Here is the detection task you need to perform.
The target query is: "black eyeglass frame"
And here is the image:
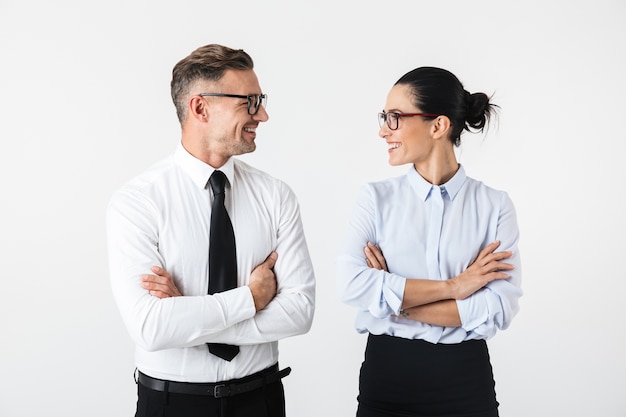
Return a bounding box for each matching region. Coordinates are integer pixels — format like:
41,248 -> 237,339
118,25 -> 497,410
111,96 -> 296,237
378,111 -> 439,130
199,93 -> 268,115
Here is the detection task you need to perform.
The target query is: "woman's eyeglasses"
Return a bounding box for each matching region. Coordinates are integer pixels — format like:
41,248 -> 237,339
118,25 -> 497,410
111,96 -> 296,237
378,111 -> 438,130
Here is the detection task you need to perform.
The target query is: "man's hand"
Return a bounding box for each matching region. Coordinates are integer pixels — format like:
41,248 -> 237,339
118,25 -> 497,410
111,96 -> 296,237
249,251 -> 278,311
141,266 -> 182,298
448,240 -> 514,300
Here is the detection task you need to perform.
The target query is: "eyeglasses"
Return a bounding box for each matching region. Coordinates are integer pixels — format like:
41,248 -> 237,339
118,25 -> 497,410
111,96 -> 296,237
378,111 -> 438,130
199,93 -> 268,115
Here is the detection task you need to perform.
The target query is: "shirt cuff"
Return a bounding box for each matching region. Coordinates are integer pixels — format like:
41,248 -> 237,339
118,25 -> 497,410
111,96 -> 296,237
214,286 -> 257,326
456,288 -> 488,331
377,273 -> 405,317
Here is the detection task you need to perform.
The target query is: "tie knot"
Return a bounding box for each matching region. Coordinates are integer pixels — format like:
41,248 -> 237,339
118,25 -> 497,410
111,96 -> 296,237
209,170 -> 227,196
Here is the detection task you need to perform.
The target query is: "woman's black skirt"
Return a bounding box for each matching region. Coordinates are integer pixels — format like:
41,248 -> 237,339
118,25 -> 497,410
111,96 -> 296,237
357,333 -> 499,417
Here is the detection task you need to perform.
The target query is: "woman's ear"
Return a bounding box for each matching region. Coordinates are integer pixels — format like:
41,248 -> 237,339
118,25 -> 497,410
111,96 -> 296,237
431,115 -> 451,140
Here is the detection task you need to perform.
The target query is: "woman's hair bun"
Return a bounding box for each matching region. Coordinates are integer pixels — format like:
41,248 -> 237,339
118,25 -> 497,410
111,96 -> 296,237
465,91 -> 496,132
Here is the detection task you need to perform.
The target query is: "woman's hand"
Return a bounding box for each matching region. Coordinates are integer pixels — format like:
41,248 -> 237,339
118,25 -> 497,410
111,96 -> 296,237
141,266 -> 182,298
448,241 -> 514,300
364,242 -> 388,272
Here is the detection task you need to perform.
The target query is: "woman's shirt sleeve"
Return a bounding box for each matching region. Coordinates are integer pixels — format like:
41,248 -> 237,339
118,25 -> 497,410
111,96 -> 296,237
456,191 -> 523,338
336,184 -> 406,318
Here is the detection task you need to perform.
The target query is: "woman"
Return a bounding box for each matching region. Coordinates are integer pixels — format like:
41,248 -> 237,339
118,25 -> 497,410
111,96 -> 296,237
336,67 -> 523,417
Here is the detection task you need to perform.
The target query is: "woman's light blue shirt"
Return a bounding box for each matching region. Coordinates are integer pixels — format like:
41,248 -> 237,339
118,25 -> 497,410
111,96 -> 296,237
337,165 -> 523,343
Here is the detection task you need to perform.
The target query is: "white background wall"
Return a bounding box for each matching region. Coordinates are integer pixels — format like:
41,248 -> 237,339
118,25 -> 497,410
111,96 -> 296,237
1,1 -> 625,416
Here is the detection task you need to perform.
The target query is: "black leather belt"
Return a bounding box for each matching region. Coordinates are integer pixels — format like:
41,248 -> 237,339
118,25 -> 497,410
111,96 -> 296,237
137,364 -> 291,398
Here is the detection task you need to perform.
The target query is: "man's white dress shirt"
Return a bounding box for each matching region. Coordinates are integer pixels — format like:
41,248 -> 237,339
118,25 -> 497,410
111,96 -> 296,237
107,144 -> 315,382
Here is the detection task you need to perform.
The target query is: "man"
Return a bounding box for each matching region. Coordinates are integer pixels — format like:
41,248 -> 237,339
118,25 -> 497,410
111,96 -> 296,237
106,44 -> 316,417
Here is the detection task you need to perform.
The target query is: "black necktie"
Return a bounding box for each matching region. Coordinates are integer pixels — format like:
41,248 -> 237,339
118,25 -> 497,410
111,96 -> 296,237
207,170 -> 240,361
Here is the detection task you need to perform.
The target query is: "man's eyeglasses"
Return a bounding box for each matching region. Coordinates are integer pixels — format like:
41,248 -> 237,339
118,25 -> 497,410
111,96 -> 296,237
199,93 -> 268,115
378,111 -> 438,130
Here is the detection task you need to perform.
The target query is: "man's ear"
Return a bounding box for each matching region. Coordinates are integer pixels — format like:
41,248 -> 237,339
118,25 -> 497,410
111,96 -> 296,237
189,95 -> 208,122
431,115 -> 451,140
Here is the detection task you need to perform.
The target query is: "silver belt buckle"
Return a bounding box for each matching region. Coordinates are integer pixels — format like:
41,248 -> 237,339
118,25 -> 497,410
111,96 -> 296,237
213,383 -> 231,398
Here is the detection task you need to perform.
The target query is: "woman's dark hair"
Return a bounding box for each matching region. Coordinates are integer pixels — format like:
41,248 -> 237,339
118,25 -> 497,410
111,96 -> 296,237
396,67 -> 498,146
